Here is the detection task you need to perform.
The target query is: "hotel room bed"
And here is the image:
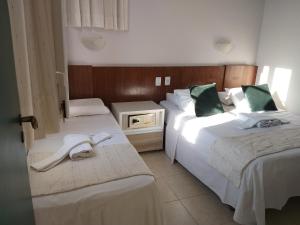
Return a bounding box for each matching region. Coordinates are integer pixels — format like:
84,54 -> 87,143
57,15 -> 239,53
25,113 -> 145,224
29,113 -> 163,225
160,100 -> 300,225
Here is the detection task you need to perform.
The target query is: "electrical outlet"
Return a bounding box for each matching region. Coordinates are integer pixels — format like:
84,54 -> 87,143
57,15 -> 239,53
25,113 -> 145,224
155,77 -> 161,86
165,76 -> 171,86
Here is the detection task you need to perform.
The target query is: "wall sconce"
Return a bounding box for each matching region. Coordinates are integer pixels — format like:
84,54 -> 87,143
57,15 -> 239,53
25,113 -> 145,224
214,39 -> 234,54
80,35 -> 106,51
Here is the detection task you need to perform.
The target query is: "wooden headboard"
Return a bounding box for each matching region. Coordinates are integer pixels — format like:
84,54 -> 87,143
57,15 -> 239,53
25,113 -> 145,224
68,65 -> 257,106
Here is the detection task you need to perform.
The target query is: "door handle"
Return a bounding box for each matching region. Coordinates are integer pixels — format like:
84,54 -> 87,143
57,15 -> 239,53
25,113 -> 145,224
19,115 -> 38,129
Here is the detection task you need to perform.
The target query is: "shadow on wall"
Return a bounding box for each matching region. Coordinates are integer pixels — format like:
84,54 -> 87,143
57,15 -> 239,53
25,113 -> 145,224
256,65 -> 293,111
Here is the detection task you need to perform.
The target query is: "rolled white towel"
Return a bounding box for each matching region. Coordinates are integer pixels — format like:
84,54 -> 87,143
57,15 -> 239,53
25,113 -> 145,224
31,134 -> 90,172
69,143 -> 94,160
90,132 -> 112,145
69,132 -> 112,160
31,132 -> 112,172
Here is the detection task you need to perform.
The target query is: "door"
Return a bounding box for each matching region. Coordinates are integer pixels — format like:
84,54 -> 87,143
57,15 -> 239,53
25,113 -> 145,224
0,1 -> 35,225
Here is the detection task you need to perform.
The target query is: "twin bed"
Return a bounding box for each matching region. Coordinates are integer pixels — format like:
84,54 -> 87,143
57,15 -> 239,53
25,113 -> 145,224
29,113 -> 163,225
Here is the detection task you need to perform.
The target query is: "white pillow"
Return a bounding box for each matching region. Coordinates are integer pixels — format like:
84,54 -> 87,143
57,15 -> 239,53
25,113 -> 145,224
69,98 -> 110,117
166,93 -> 179,107
174,89 -> 190,96
218,92 -> 233,106
225,88 -> 251,112
173,89 -> 195,115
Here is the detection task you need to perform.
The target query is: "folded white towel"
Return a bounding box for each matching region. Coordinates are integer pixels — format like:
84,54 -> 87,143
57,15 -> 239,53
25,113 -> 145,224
69,143 -> 94,160
31,134 -> 90,172
90,132 -> 112,145
31,132 -> 113,172
68,132 -> 111,160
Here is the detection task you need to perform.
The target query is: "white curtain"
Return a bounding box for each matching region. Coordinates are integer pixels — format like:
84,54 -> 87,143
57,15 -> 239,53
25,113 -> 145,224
66,0 -> 128,31
8,0 -> 62,149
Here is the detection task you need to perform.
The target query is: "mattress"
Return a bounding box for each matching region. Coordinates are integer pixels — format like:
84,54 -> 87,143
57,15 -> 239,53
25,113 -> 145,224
29,113 -> 163,225
160,100 -> 300,225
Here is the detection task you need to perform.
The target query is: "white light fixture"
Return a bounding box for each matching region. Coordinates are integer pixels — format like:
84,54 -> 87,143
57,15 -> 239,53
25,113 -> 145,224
214,39 -> 234,54
80,35 -> 106,51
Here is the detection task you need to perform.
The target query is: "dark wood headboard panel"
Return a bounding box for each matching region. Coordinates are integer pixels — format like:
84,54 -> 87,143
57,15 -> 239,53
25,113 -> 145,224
223,65 -> 258,89
68,65 -> 257,106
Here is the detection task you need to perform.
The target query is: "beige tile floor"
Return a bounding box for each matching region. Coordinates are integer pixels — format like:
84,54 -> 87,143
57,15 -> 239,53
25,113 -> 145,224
140,150 -> 300,225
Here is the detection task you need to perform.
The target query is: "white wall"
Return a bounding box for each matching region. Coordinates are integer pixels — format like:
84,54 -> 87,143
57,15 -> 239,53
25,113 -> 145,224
256,0 -> 300,113
67,0 -> 264,66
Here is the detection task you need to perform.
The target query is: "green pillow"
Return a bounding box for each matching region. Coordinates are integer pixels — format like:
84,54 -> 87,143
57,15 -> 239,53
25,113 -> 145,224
190,83 -> 224,117
242,84 -> 277,112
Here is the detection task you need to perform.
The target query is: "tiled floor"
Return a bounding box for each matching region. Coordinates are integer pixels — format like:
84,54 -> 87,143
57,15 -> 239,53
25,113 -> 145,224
140,150 -> 300,225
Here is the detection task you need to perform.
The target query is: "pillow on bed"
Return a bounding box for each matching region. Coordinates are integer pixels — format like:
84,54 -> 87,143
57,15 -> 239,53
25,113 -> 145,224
218,91 -> 233,106
190,83 -> 224,117
226,87 -> 251,112
242,84 -> 277,112
69,98 -> 110,117
166,93 -> 179,107
173,89 -> 195,115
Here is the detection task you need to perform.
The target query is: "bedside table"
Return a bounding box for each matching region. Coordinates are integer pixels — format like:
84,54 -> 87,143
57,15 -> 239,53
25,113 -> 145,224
111,101 -> 165,152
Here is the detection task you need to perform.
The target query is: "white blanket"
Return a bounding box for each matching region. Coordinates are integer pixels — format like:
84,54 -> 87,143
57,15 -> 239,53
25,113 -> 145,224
210,126 -> 300,187
28,143 -> 153,197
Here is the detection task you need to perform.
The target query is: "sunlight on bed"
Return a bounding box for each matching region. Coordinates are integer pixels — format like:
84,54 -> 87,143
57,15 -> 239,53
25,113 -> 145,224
173,112 -> 191,130
181,114 -> 234,144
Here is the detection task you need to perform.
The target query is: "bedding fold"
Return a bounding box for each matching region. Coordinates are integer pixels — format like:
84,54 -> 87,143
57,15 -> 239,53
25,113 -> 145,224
210,126 -> 300,187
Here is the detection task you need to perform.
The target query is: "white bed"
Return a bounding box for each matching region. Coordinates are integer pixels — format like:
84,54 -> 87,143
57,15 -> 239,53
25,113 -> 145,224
29,113 -> 163,225
160,100 -> 300,225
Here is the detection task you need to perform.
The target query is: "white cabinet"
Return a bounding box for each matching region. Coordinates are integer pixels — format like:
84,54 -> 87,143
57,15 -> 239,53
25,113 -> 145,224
112,101 -> 165,152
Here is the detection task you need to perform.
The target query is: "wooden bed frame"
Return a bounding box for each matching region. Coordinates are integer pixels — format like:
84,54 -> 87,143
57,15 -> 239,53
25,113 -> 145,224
68,65 -> 257,107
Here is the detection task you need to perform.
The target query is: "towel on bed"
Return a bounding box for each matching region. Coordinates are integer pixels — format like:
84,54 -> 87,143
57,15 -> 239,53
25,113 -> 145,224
69,132 -> 112,160
69,143 -> 94,160
28,143 -> 154,197
31,134 -> 91,172
31,132 -> 112,171
90,132 -> 112,145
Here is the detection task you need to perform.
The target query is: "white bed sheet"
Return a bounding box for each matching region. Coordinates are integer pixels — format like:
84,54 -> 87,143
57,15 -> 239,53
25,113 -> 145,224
30,113 -> 163,225
160,100 -> 300,225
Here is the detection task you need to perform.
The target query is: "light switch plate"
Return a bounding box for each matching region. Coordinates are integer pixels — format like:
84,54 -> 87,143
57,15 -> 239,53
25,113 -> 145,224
155,77 -> 161,86
165,76 -> 171,86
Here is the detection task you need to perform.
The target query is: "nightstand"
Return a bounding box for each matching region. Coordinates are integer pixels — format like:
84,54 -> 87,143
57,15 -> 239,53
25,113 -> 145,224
111,101 -> 165,152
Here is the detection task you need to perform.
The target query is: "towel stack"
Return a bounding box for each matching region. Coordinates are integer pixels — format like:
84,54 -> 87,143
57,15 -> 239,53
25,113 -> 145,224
31,132 -> 112,172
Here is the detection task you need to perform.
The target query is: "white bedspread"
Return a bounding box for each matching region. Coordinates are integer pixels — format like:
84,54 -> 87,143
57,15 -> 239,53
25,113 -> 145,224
30,113 -> 163,225
211,126 -> 300,188
160,100 -> 300,225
